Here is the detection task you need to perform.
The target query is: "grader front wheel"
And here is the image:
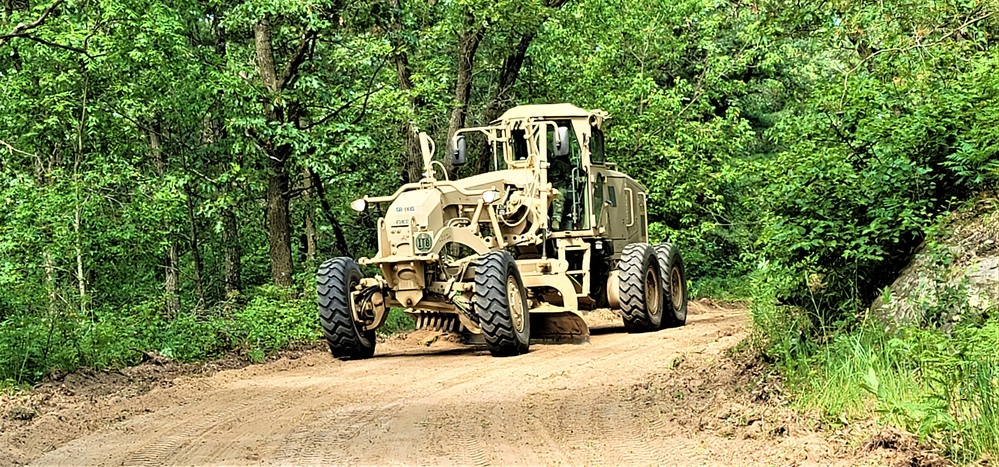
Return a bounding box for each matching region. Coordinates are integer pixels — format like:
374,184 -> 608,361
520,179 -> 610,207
474,251 -> 531,357
317,257 -> 376,360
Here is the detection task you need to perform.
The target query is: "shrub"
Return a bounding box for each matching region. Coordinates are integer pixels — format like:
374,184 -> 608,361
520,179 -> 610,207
233,285 -> 319,354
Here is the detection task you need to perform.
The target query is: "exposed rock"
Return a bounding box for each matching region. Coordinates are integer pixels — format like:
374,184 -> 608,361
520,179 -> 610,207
871,194 -> 999,328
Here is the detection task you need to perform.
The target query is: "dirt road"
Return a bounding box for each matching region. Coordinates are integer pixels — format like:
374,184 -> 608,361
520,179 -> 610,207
4,302 -> 920,466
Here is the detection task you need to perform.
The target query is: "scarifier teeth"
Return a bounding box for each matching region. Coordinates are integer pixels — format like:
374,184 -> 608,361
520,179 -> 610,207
416,312 -> 460,332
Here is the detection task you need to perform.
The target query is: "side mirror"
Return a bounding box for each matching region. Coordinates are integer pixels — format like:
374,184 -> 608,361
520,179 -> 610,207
450,135 -> 467,167
553,126 -> 570,157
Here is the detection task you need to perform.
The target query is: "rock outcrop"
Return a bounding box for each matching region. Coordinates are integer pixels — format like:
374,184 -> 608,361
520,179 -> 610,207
871,195 -> 999,328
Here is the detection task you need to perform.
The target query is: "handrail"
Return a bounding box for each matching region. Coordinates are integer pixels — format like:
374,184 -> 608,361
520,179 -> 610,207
364,180 -> 493,205
624,187 -> 635,227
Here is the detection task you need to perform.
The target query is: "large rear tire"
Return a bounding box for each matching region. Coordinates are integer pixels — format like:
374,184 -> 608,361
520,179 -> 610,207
618,243 -> 664,333
317,258 -> 375,360
474,251 -> 530,357
655,243 -> 688,328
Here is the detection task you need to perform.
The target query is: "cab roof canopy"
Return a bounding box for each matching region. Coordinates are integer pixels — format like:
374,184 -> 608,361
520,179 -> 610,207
494,103 -> 594,122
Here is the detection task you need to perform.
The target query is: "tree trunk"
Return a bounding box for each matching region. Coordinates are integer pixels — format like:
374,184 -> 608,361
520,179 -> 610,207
445,19 -> 485,176
184,183 -> 205,302
255,18 -> 295,287
166,243 -> 179,317
485,33 -> 534,122
254,20 -> 280,95
267,162 -> 294,286
149,122 -> 180,315
311,170 -> 352,258
43,251 -> 57,316
74,83 -> 87,314
302,168 -> 317,261
478,33 -> 535,174
387,2 -> 428,184
222,207 -> 242,297
393,51 -> 426,183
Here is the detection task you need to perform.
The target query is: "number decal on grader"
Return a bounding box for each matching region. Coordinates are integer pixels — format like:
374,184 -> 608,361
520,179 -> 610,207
415,233 -> 433,253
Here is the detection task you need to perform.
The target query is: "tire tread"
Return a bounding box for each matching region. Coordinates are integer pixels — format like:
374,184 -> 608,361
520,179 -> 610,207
317,257 -> 375,360
654,243 -> 688,328
618,243 -> 661,333
474,251 -> 529,357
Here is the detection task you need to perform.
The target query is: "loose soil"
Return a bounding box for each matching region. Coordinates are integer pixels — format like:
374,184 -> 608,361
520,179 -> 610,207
1,301 -> 941,466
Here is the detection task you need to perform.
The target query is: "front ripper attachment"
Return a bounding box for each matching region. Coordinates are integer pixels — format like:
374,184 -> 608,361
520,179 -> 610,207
415,312 -> 462,333
529,312 -> 590,344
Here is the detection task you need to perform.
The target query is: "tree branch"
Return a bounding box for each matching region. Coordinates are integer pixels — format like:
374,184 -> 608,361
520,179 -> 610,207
0,0 -> 63,47
278,29 -> 317,91
299,53 -> 385,132
839,10 -> 996,106
18,33 -> 97,58
0,138 -> 38,158
350,56 -> 388,126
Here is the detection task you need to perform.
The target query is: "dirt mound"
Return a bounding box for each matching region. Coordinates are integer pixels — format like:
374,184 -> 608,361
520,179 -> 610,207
629,349 -> 950,466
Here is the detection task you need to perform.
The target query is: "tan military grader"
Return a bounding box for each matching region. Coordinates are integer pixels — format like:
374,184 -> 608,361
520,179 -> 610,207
317,104 -> 688,359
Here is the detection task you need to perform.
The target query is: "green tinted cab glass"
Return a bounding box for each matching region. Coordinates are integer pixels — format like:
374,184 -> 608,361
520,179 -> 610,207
590,127 -> 605,164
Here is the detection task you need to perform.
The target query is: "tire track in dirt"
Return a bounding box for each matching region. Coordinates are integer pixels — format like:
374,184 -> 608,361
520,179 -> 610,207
29,303 -> 757,466
509,317 -> 746,466
120,414 -> 230,467
359,324 -> 698,465
40,385 -> 302,466
270,402 -> 403,466
458,429 -> 491,467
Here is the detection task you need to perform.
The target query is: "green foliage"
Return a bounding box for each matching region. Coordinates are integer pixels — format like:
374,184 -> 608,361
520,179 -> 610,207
746,0 -> 999,327
751,191 -> 999,462
689,275 -> 752,302
531,0 -> 783,280
761,315 -> 999,463
234,286 -> 319,354
0,285 -> 321,384
378,308 -> 416,336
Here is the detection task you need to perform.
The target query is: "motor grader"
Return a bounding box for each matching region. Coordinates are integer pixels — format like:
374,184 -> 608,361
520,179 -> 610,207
317,103 -> 687,359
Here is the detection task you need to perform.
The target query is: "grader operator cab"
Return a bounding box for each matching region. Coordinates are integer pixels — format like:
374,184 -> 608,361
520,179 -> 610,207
317,103 -> 688,359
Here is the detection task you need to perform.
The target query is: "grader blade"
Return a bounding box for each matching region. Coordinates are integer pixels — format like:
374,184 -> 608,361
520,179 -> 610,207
530,312 -> 590,344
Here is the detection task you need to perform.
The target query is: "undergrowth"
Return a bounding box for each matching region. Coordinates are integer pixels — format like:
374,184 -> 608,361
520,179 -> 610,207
0,284 -> 420,388
0,284 -> 318,386
379,308 -> 416,336
690,275 -> 752,302
752,290 -> 999,463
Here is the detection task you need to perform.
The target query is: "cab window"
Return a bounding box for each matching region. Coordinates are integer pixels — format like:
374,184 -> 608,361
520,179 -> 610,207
589,127 -> 605,164
547,121 -> 588,231
511,129 -> 529,161
491,129 -> 506,171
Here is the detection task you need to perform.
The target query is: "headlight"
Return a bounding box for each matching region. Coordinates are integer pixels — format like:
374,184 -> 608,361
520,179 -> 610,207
350,198 -> 367,212
481,190 -> 499,204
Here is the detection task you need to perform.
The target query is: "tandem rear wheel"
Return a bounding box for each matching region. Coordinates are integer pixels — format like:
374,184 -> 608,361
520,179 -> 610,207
618,242 -> 688,332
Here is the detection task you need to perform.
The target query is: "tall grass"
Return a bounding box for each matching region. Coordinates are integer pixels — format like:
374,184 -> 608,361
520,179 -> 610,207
752,295 -> 999,463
